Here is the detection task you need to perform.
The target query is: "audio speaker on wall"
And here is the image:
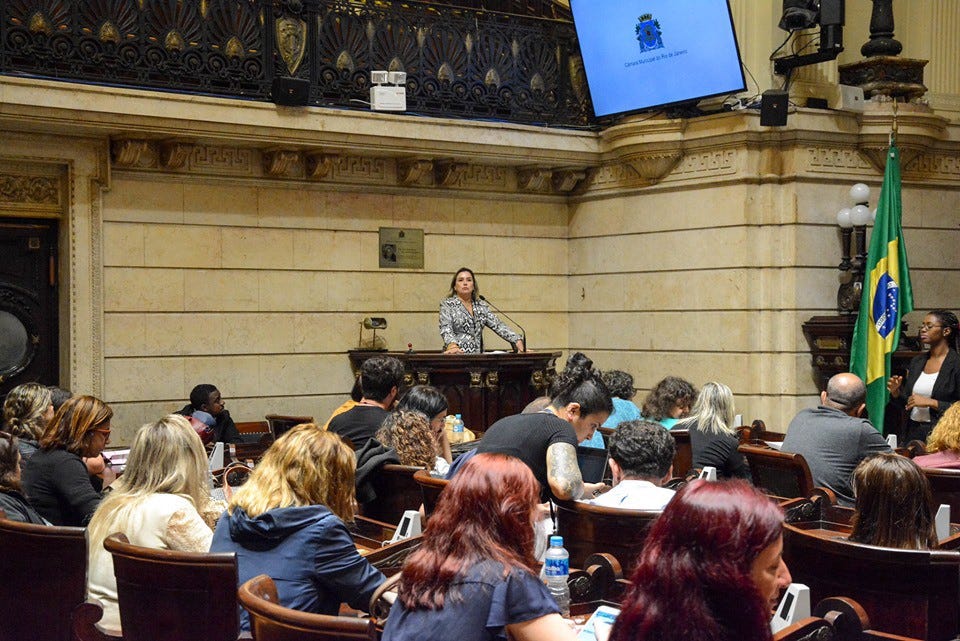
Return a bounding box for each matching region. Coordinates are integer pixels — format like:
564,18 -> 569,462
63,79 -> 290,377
272,77 -> 310,107
760,89 -> 789,127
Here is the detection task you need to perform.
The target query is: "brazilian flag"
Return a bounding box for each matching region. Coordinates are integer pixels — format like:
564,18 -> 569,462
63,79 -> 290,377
850,144 -> 913,431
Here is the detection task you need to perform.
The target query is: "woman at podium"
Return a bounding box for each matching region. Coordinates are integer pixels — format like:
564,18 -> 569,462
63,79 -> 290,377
439,267 -> 523,354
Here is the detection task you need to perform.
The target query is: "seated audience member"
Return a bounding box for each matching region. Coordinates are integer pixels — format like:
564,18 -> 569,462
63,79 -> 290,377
328,355 -> 405,450
2,382 -> 53,461
848,453 -> 937,550
780,373 -> 891,507
176,383 -> 239,444
377,410 -> 442,473
675,382 -> 749,480
914,403 -> 960,469
21,395 -> 115,526
382,453 -> 577,641
322,377 -> 364,430
609,480 -> 791,641
86,415 -> 221,635
48,386 -> 73,411
581,370 -> 641,448
41,385 -> 108,480
640,376 -> 698,430
397,385 -> 453,472
0,432 -> 46,524
587,421 -> 676,510
210,425 -> 384,632
477,352 -> 612,502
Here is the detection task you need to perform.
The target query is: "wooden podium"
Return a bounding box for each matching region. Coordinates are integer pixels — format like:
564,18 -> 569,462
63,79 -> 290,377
348,351 -> 561,433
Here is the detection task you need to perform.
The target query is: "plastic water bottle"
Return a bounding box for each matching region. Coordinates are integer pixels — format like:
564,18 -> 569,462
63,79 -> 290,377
453,414 -> 465,442
543,535 -> 570,617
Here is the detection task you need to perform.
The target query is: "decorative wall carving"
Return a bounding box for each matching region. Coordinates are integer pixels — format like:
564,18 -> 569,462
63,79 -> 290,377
671,149 -> 737,177
190,146 -> 256,175
397,159 -> 434,186
908,152 -> 960,180
805,147 -> 874,173
0,174 -> 60,206
517,167 -> 552,192
262,149 -> 302,177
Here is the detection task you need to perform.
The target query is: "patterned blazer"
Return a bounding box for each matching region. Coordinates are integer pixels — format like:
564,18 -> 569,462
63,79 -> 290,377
438,297 -> 520,353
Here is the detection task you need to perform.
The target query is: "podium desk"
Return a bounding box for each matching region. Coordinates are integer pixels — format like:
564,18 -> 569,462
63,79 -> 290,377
348,350 -> 560,434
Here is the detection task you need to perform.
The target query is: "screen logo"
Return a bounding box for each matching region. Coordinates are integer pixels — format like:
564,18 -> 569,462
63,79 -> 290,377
635,13 -> 663,53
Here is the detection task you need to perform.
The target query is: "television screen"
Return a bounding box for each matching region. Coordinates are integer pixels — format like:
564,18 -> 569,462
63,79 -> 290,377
569,0 -> 746,118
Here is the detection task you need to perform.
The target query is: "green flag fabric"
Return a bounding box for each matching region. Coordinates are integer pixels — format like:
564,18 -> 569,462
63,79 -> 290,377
850,144 -> 914,432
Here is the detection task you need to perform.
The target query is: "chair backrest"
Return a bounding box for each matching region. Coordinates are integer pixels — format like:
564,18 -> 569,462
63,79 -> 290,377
922,467 -> 960,515
413,469 -> 448,521
239,574 -> 377,641
0,511 -> 87,641
669,429 -> 692,476
360,464 -> 424,525
738,444 -> 814,499
235,420 -> 271,436
782,520 -> 960,641
104,533 -> 239,641
265,414 -> 314,440
554,499 -> 661,571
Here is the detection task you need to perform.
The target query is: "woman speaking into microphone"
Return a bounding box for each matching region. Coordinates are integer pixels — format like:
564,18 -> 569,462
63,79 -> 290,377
439,267 -> 524,354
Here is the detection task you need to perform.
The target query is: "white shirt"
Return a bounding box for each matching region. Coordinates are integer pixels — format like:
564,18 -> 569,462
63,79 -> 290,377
87,494 -> 215,634
585,479 -> 675,511
911,371 -> 939,423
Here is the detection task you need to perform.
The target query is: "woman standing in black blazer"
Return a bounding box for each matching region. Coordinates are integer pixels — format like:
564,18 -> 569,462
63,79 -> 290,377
888,310 -> 960,443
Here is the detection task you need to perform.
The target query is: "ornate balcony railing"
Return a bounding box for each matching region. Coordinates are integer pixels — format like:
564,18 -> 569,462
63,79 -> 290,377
0,0 -> 593,127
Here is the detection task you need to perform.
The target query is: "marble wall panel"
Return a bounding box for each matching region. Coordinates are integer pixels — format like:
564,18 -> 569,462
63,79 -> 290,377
184,269 -> 259,311
103,223 -> 145,266
104,267 -> 184,312
184,181 -> 259,227
145,225 -> 221,268
104,177 -> 184,224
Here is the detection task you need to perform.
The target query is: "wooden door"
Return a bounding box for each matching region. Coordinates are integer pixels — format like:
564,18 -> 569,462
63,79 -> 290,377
0,218 -> 59,398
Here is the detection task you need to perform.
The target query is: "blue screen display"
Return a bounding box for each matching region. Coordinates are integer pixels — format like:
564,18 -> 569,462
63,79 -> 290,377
569,0 -> 746,118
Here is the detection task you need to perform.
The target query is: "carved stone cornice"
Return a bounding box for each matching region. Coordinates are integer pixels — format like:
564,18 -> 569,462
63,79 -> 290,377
306,152 -> 337,179
111,139 -> 150,167
434,160 -> 468,187
262,149 -> 302,177
552,169 -> 587,193
159,141 -> 193,170
397,158 -> 434,186
856,102 -> 948,173
517,167 -> 552,192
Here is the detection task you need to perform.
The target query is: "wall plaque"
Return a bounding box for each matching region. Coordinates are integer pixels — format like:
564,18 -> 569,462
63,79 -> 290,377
379,227 -> 424,269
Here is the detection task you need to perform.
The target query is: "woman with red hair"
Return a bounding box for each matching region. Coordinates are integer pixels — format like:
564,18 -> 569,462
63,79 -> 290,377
382,453 -> 576,641
610,480 -> 791,641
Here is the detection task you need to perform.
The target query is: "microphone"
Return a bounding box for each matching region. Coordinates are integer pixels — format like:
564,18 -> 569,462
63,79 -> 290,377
478,295 -> 526,352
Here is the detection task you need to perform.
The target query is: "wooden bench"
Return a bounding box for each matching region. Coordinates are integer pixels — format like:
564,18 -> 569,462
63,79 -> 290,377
922,467 -> 960,515
669,428 -> 692,476
359,464 -> 425,525
413,469 -> 448,521
239,574 -> 377,641
265,414 -> 314,440
554,499 -> 661,571
738,443 -> 815,500
102,533 -> 239,641
782,495 -> 960,641
0,510 -> 88,641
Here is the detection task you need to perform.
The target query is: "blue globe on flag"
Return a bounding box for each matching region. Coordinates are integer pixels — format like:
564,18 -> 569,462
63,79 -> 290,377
872,273 -> 899,339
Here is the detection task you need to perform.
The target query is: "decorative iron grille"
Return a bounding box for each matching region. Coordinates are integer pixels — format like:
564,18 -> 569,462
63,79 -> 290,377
0,0 -> 593,127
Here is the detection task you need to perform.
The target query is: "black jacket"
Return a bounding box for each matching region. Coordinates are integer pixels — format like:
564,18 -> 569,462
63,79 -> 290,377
0,488 -> 47,525
892,350 -> 960,425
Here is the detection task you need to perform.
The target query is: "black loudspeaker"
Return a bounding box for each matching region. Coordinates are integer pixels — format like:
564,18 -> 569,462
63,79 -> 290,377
760,90 -> 789,127
271,77 -> 310,107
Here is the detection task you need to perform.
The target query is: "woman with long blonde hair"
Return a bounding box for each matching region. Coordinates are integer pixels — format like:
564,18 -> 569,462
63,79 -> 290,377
86,414 -> 218,635
675,381 -> 749,480
211,424 -> 384,632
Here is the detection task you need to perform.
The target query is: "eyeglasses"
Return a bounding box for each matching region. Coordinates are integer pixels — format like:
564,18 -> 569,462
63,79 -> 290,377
93,428 -> 111,437
920,323 -> 944,331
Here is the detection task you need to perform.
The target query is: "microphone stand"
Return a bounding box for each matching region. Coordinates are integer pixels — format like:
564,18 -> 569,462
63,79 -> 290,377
479,295 -> 526,352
